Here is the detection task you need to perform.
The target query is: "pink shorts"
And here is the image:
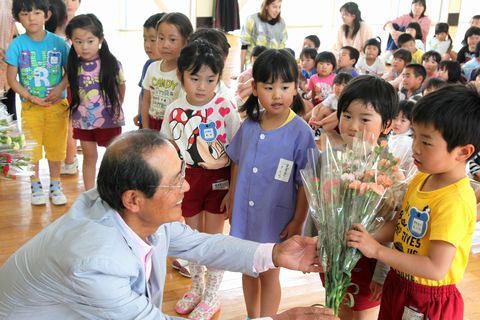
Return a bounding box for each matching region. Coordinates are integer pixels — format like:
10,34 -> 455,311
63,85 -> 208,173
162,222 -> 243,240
182,166 -> 230,218
149,116 -> 163,131
320,256 -> 380,311
73,127 -> 122,147
379,270 -> 463,320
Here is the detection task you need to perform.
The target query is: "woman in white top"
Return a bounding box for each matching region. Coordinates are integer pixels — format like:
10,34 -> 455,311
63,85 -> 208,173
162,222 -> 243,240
333,2 -> 373,54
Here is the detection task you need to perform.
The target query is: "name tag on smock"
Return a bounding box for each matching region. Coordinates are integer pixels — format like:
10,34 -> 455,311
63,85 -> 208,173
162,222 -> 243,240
274,158 -> 293,182
212,180 -> 229,190
402,306 -> 424,320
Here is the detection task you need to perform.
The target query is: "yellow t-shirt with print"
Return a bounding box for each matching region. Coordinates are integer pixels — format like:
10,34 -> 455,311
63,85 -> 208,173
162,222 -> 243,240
411,49 -> 424,64
393,172 -> 476,286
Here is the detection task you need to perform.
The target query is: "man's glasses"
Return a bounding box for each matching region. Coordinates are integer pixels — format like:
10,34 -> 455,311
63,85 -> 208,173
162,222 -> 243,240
157,160 -> 186,189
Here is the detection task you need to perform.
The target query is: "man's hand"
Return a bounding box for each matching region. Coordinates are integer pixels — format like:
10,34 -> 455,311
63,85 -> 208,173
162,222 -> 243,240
272,235 -> 321,273
346,224 -> 381,259
272,306 -> 339,320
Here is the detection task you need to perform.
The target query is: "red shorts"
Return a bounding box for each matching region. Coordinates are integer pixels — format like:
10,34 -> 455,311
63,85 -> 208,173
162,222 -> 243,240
73,127 -> 122,147
320,256 -> 380,311
149,116 -> 163,131
182,166 -> 230,218
379,270 -> 463,320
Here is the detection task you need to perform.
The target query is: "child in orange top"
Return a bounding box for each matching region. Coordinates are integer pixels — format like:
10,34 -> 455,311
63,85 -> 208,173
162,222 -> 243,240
347,85 -> 480,320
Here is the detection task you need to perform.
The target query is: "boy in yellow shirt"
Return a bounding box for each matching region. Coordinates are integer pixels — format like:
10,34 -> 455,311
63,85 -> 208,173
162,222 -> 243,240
398,33 -> 424,64
347,85 -> 479,320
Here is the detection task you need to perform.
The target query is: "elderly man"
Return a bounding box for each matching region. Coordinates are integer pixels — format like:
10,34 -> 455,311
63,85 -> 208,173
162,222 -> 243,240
0,130 -> 336,319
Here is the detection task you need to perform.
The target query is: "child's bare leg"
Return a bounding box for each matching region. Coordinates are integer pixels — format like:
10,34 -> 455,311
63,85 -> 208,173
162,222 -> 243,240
204,211 -> 225,234
80,140 -> 98,190
352,306 -> 380,320
65,122 -> 76,164
259,268 -> 281,317
32,161 -> 40,180
339,305 -> 380,320
243,274 -> 261,318
48,160 -> 61,178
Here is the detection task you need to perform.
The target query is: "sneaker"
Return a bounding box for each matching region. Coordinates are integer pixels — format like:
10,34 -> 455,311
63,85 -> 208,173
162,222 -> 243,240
188,300 -> 220,320
172,259 -> 191,278
61,156 -> 78,175
175,292 -> 202,315
31,189 -> 47,206
50,189 -> 67,205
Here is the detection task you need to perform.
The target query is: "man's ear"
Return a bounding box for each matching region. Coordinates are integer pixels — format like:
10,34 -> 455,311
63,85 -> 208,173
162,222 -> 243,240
456,144 -> 475,162
121,190 -> 143,213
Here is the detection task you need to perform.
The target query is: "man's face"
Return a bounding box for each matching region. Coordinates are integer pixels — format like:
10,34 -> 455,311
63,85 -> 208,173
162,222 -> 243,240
137,144 -> 189,226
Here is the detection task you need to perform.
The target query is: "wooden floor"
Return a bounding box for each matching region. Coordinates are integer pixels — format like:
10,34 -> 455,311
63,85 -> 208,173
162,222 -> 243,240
1,34 -> 480,319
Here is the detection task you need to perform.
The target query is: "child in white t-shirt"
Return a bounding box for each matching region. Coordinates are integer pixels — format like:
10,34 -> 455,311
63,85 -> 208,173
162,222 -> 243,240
356,37 -> 386,77
388,99 -> 414,166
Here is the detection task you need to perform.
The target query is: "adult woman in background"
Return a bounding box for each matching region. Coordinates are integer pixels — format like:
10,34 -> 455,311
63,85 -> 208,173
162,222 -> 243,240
240,0 -> 287,71
333,2 -> 372,54
384,0 -> 431,51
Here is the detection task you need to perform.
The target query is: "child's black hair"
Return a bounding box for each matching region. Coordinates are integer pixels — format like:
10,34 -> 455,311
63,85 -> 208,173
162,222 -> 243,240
143,13 -> 165,29
406,22 -> 423,41
156,12 -> 193,43
241,49 -> 304,122
397,33 -> 415,47
340,46 -> 360,68
252,45 -> 267,58
475,41 -> 480,58
405,63 -> 426,82
336,75 -> 398,130
284,48 -> 295,58
439,60 -> 462,83
363,37 -> 382,55
413,85 -> 480,155
305,35 -> 320,49
435,22 -> 449,35
177,39 -> 225,82
461,26 -> 480,47
300,47 -> 317,61
66,14 -> 122,115
421,50 -> 441,64
397,99 -> 415,122
315,51 -> 337,71
12,0 -> 49,20
393,48 -> 412,64
333,73 -> 353,85
45,0 -> 67,33
189,28 -> 230,59
424,77 -> 447,92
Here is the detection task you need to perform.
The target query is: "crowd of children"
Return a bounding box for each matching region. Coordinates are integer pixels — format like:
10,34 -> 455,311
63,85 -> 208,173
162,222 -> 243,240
3,0 -> 480,319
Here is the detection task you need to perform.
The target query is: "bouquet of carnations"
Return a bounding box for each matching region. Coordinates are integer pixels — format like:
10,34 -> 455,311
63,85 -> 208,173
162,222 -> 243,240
301,133 -> 414,315
0,102 -> 34,179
